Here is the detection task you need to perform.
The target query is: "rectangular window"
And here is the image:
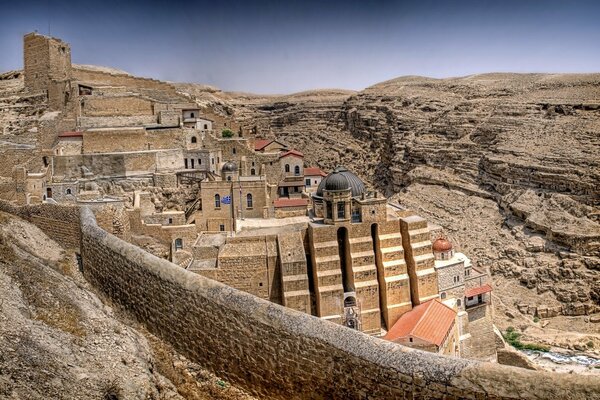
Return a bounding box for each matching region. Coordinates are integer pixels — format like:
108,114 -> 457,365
219,224 -> 225,231
305,178 -> 311,187
337,202 -> 345,219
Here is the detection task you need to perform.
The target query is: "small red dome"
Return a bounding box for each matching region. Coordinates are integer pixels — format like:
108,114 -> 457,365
432,237 -> 453,252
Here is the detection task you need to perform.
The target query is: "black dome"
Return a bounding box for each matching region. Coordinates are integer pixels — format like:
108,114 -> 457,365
325,172 -> 349,192
316,166 -> 365,197
221,162 -> 237,173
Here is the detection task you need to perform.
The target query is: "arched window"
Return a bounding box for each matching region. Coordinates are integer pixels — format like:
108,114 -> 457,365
175,238 -> 183,250
191,136 -> 197,143
66,188 -> 72,195
214,194 -> 221,208
285,164 -> 290,173
457,299 -> 462,307
227,176 -> 231,181
190,112 -> 195,118
250,168 -> 256,175
246,193 -> 253,208
441,292 -> 447,299
294,165 -> 300,175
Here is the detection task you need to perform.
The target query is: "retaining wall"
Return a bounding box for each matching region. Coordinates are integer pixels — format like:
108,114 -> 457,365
78,207 -> 600,400
0,200 -> 597,399
0,200 -> 80,248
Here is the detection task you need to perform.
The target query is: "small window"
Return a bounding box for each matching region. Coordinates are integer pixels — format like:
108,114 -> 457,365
66,188 -> 72,195
457,299 -> 462,307
259,282 -> 263,287
227,176 -> 231,181
198,158 -> 202,165
246,193 -> 253,208
305,178 -> 311,187
191,136 -> 197,143
337,202 -> 345,219
232,148 -> 236,154
409,338 -> 413,343
251,168 -> 256,175
204,124 -> 208,129
294,165 -> 300,176
168,218 -> 173,224
285,164 -> 290,173
467,296 -> 474,301
217,157 -> 220,163
441,292 -> 446,299
252,161 -> 255,166
211,158 -> 214,165
215,194 -> 221,208
219,224 -> 225,231
175,238 -> 183,250
190,112 -> 195,118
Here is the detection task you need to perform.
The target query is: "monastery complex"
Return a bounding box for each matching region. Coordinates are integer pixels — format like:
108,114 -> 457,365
3,33 -> 497,361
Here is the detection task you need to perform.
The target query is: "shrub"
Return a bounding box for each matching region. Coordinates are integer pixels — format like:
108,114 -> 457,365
587,341 -> 595,349
503,327 -> 550,352
533,316 -> 539,323
221,129 -> 234,138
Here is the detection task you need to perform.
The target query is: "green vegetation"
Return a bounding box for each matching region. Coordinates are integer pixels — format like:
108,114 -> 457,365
587,340 -> 595,349
221,129 -> 234,138
533,316 -> 539,323
503,326 -> 550,352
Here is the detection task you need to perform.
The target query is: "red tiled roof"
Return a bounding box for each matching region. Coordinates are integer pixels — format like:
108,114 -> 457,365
279,149 -> 304,159
384,299 -> 456,347
58,131 -> 83,138
273,198 -> 309,208
465,284 -> 493,298
254,139 -> 272,151
304,167 -> 327,177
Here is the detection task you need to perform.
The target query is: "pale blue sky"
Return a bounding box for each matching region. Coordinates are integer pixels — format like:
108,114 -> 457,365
1,0 -> 599,93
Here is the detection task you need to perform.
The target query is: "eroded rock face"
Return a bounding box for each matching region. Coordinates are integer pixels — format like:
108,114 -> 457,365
182,73 -> 600,324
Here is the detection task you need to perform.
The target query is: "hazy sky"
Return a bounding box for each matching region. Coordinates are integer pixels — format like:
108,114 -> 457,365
1,0 -> 599,93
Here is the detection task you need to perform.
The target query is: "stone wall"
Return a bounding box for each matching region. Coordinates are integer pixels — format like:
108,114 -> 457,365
82,96 -> 154,117
0,200 -> 80,248
78,207 -> 600,399
72,67 -> 178,93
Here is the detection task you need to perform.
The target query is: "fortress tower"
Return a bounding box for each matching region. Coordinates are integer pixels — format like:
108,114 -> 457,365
23,32 -> 72,109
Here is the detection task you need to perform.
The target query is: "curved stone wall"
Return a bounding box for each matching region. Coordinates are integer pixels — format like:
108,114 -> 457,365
77,207 -> 600,400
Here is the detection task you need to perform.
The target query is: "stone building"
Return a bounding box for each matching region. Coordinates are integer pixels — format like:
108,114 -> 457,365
384,299 -> 459,356
24,32 -> 72,109
8,32 -> 497,359
432,237 -> 497,361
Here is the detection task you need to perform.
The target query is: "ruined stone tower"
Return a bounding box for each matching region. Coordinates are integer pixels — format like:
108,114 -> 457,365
23,32 -> 72,109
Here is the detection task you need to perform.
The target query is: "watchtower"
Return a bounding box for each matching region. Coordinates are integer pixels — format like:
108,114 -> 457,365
23,32 -> 72,109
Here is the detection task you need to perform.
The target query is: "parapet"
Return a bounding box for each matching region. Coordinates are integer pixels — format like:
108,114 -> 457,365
78,205 -> 600,400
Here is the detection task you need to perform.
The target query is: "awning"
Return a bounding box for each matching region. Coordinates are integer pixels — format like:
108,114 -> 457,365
465,284 -> 493,298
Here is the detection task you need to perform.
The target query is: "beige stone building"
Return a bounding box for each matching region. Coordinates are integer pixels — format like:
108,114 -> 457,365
8,32 -> 496,358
